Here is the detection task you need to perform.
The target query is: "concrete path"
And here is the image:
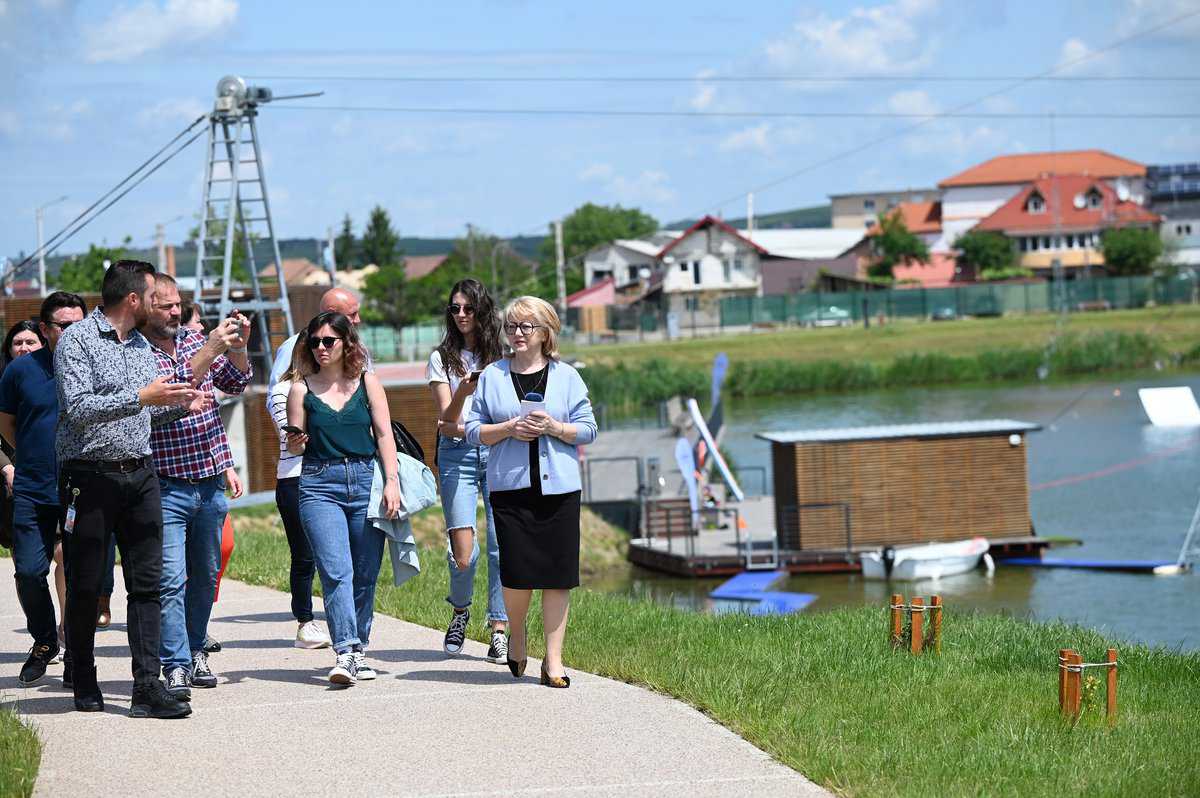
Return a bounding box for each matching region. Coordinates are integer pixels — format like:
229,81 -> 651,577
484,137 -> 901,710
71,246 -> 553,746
0,559 -> 827,797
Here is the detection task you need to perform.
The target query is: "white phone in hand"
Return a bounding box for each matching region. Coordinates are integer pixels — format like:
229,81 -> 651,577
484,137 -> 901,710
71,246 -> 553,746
519,399 -> 546,418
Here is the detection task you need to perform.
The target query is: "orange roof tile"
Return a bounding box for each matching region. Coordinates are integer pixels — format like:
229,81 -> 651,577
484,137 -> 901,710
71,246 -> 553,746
939,150 -> 1144,188
867,201 -> 942,236
974,173 -> 1158,233
404,254 -> 449,281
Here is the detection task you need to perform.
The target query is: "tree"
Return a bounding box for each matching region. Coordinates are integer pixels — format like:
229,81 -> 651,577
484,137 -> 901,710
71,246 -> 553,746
360,205 -> 401,267
334,213 -> 358,269
953,230 -> 1022,281
188,214 -> 252,283
869,212 -> 930,279
535,203 -> 659,297
54,241 -> 129,293
1101,227 -> 1163,276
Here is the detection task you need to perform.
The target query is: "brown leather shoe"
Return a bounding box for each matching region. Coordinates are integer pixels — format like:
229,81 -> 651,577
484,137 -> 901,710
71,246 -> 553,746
96,596 -> 111,629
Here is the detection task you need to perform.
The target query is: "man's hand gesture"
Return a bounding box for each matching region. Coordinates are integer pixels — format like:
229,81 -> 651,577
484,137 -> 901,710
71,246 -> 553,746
138,377 -> 199,408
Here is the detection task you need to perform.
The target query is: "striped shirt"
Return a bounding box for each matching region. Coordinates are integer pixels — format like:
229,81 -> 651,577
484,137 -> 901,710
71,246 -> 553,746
148,328 -> 251,479
269,377 -> 301,480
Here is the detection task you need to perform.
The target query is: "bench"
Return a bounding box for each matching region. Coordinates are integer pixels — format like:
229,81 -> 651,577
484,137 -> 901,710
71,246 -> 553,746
644,498 -> 696,538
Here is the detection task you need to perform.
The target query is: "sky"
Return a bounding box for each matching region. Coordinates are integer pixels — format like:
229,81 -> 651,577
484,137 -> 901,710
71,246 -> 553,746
2,0 -> 1199,266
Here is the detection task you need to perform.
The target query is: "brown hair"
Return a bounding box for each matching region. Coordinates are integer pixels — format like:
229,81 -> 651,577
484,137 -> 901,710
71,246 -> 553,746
294,311 -> 367,378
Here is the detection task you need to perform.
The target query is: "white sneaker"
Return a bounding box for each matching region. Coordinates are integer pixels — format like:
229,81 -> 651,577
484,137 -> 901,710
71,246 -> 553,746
352,651 -> 376,680
328,652 -> 358,686
295,621 -> 332,649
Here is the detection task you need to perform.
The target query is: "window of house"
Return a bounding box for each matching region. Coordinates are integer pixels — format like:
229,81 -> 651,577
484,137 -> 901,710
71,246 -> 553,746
864,198 -> 876,210
1066,234 -> 1075,249
692,260 -> 702,285
679,261 -> 689,272
627,265 -> 640,282
733,258 -> 744,272
1018,237 -> 1028,252
886,198 -> 898,209
1087,190 -> 1103,209
1042,236 -> 1051,249
1029,237 -> 1038,251
722,259 -> 732,283
1027,193 -> 1045,213
685,296 -> 699,311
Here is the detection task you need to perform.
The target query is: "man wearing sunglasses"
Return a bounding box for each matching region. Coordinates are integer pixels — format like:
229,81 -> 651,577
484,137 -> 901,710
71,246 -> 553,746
0,291 -> 86,687
267,287 -> 372,394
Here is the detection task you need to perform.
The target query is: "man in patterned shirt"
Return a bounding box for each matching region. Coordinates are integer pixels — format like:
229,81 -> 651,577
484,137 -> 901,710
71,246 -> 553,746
140,273 -> 251,699
55,260 -> 201,718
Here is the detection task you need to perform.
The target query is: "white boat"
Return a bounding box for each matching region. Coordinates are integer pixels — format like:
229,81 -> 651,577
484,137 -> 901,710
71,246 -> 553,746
861,537 -> 991,581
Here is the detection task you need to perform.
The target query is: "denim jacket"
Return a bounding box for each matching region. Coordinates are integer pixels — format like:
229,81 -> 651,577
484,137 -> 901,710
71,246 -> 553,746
465,359 -> 597,494
370,451 -> 437,586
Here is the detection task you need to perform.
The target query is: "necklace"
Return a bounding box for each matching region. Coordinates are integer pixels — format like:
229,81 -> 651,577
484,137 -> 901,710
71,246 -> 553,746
513,362 -> 548,398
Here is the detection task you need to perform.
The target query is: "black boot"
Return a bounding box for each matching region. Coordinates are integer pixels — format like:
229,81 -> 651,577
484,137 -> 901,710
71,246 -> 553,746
130,680 -> 191,719
62,656 -> 73,689
72,667 -> 104,713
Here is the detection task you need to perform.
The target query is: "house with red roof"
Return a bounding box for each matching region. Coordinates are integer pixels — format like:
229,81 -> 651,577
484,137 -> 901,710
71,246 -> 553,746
972,173 -> 1159,277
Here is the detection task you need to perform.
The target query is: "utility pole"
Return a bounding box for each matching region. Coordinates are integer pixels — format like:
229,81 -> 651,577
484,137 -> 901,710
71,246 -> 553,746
156,223 -> 167,270
553,219 -> 566,314
35,195 -> 68,297
747,192 -> 755,237
326,226 -> 338,284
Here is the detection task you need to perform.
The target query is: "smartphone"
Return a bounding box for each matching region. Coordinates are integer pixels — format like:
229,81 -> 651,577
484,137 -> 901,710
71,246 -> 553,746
281,424 -> 304,435
467,370 -> 482,382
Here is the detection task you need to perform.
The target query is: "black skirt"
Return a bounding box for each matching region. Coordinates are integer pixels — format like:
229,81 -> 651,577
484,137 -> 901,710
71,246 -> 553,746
491,487 -> 581,590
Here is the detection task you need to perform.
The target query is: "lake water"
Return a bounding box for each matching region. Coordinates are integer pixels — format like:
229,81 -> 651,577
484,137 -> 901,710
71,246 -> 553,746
592,375 -> 1200,652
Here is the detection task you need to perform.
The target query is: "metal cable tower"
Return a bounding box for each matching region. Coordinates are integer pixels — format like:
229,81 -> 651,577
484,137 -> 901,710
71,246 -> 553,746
194,75 -> 299,376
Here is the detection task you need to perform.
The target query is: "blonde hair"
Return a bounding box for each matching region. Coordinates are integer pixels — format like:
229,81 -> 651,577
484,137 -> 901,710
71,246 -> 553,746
504,295 -> 560,360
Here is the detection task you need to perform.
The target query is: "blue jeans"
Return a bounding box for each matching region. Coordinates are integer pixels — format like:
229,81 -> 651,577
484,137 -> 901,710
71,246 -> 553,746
438,437 -> 506,622
11,495 -> 61,648
158,475 -> 228,672
299,457 -> 384,654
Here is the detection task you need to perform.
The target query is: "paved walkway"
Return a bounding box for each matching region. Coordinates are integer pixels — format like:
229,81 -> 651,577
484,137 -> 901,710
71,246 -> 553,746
0,560 -> 827,797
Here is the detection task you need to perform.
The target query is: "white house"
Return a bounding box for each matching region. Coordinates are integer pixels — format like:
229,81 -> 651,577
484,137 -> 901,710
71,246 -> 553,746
935,150 -> 1146,252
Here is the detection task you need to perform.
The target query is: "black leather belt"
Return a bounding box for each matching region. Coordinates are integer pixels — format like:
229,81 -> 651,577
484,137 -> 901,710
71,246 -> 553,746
65,457 -> 151,474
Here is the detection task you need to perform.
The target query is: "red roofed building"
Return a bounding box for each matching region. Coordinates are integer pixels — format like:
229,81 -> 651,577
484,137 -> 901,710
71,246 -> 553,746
973,174 -> 1159,277
865,201 -> 956,288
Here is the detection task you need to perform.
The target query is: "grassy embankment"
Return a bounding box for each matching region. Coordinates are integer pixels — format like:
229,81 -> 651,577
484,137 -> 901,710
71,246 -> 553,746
0,705 -> 40,798
223,505 -> 1199,798
568,306 -> 1200,409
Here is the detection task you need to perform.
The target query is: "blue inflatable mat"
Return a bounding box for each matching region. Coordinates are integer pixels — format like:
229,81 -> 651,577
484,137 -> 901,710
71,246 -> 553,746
709,570 -> 788,600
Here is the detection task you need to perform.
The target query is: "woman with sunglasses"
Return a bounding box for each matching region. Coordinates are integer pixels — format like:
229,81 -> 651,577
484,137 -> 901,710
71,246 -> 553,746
465,296 -> 597,688
286,312 -> 401,686
427,279 -> 508,661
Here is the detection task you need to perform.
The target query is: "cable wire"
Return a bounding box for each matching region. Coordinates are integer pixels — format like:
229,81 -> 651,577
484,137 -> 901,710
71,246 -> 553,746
8,122 -> 208,279
10,114 -> 208,278
247,74 -> 1200,84
269,105 -> 1198,120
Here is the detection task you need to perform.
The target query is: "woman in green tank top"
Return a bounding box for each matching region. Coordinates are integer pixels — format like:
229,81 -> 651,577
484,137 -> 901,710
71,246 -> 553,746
285,311 -> 400,687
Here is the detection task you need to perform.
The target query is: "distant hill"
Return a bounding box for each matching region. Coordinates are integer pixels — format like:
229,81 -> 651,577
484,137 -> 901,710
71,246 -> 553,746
667,203 -> 831,231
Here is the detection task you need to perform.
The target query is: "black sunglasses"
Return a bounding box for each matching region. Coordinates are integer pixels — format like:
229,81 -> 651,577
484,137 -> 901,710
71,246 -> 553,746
307,335 -> 342,350
48,320 -> 75,330
447,304 -> 476,316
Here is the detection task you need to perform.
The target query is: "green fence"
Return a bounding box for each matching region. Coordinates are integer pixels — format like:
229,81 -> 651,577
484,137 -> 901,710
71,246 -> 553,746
719,274 -> 1198,327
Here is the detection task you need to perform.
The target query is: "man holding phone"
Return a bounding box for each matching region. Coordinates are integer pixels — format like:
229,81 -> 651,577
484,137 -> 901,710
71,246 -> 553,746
140,274 -> 251,701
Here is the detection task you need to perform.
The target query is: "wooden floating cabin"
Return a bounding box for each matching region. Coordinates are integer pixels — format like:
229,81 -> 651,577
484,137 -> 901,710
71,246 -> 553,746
628,419 -> 1054,577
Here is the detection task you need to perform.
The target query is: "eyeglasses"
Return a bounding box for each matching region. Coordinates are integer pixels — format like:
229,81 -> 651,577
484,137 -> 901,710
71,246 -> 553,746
503,322 -> 542,336
47,321 -> 75,330
307,335 -> 342,350
447,304 -> 476,316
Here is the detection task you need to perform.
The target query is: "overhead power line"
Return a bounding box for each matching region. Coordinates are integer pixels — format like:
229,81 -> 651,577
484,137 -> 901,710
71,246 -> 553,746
271,104 -> 1197,120
248,74 -> 1200,83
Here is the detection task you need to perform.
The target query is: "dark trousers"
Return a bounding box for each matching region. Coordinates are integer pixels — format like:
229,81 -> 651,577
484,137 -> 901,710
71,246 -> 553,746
11,496 -> 61,649
61,464 -> 163,687
275,476 -> 316,624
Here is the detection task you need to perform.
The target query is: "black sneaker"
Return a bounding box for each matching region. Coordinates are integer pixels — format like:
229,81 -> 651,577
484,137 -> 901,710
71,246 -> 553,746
202,635 -> 221,654
486,629 -> 508,663
190,650 -> 217,688
164,666 -> 192,701
18,643 -> 58,686
443,609 -> 469,656
130,680 -> 192,719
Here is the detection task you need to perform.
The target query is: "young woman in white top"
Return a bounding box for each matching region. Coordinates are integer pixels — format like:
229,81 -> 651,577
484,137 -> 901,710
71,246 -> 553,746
427,279 -> 508,661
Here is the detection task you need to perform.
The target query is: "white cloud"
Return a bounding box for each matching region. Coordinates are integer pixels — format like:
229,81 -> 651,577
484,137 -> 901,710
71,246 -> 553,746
579,164 -> 676,205
690,84 -> 716,110
719,123 -> 773,155
886,89 -> 940,117
882,90 -> 1007,158
83,0 -> 237,63
136,97 -> 206,127
764,0 -> 940,80
1054,37 -> 1118,76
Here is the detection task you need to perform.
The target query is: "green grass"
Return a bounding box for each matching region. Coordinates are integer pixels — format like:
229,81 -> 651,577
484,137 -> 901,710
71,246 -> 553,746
227,511 -> 1200,798
0,705 -> 41,798
568,306 -> 1200,409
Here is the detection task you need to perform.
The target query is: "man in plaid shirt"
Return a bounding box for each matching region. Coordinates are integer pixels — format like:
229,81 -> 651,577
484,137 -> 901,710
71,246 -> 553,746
141,273 -> 251,700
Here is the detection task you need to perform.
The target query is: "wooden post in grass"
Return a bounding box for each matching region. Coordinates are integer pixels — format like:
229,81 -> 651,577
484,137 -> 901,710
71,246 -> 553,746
1106,648 -> 1118,726
910,596 -> 924,654
1066,651 -> 1083,720
890,593 -> 903,650
930,595 -> 943,654
1058,648 -> 1069,713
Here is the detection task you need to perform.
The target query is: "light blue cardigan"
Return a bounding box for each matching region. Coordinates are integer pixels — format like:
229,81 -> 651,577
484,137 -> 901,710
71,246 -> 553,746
465,358 -> 597,494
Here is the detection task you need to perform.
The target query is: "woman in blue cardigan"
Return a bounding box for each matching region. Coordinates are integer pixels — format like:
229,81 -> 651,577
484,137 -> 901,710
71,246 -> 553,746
465,296 -> 597,688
